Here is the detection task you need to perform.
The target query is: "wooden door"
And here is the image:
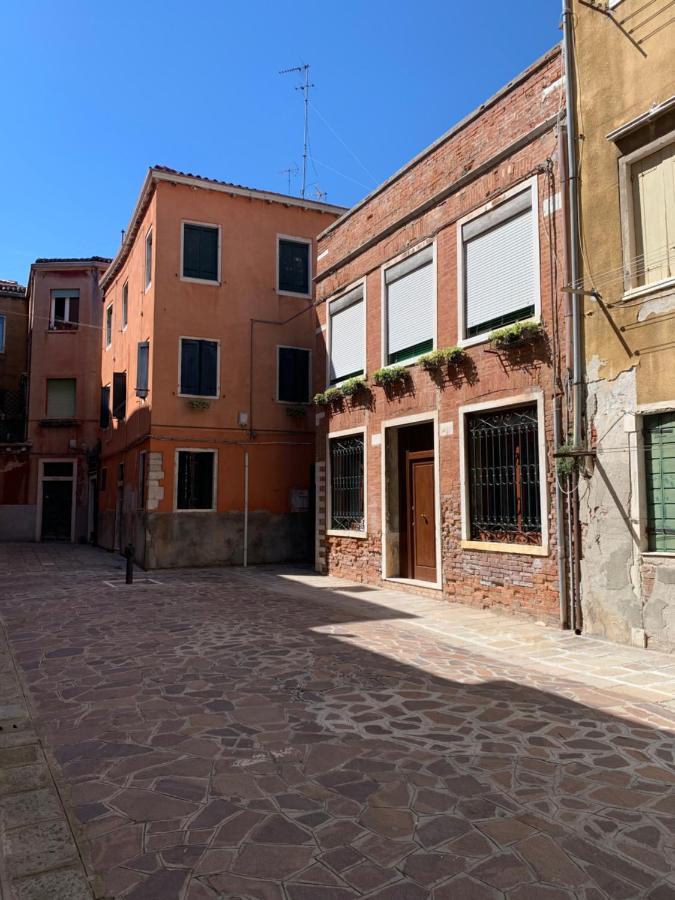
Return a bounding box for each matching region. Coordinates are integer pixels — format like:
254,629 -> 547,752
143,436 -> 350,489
407,451 -> 437,582
41,480 -> 73,541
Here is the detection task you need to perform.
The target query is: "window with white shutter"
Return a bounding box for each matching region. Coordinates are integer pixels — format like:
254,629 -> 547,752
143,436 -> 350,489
462,188 -> 538,338
329,285 -> 365,384
631,142 -> 675,287
384,246 -> 434,364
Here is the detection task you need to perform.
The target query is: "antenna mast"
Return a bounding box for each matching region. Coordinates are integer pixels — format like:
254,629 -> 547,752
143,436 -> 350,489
279,63 -> 314,199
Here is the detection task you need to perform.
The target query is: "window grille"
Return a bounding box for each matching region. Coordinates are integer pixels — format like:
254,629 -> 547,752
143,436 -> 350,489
467,405 -> 541,544
330,435 -> 364,531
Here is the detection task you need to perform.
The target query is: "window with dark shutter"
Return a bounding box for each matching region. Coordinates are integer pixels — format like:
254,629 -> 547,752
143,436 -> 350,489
182,223 -> 219,281
176,451 -> 215,510
112,372 -> 126,420
180,338 -> 218,397
145,230 -> 153,289
136,342 -> 149,398
278,239 -> 310,295
644,412 -> 675,552
100,385 -> 111,427
278,347 -> 310,403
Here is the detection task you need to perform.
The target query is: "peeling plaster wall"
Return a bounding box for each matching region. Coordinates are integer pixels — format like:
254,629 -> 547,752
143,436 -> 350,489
580,356 -> 675,652
580,359 -> 641,645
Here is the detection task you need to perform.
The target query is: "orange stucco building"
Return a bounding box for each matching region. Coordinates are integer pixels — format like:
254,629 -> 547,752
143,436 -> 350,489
23,258 -> 110,543
98,166 -> 344,567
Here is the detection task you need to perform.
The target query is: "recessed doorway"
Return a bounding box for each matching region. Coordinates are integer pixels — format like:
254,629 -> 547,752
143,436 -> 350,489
383,418 -> 439,585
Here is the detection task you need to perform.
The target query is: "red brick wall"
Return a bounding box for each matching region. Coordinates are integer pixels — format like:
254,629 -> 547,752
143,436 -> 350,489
314,47 -> 566,623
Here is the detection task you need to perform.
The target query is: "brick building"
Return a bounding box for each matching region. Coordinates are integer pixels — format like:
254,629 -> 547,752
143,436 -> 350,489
314,47 -> 570,622
0,279 -> 29,538
98,166 -> 343,568
24,258 -> 110,543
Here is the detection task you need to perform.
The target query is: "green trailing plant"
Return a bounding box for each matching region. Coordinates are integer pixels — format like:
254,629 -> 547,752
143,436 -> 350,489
339,375 -> 368,398
556,441 -> 577,477
313,386 -> 343,407
489,320 -> 542,348
419,346 -> 465,371
372,365 -> 407,387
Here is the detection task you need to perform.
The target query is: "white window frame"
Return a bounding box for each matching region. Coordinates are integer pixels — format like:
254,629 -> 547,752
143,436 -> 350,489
144,227 -> 153,292
177,336 -> 221,399
379,410 -> 443,590
326,277 -> 367,387
173,448 -> 218,513
36,458 -> 77,543
276,234 -> 312,298
276,345 -> 312,404
458,390 -> 549,556
618,129 -> 675,299
457,176 -> 541,348
380,239 -> 437,369
105,305 -> 113,349
49,290 -> 79,331
326,425 -> 367,539
0,313 -> 5,353
122,281 -> 128,330
180,220 -> 222,286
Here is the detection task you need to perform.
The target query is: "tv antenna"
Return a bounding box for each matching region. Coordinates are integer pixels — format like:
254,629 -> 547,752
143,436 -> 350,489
279,63 -> 314,199
279,164 -> 299,195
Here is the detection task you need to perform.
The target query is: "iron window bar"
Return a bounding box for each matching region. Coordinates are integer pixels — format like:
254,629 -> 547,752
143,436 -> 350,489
468,405 -> 542,544
330,436 -> 365,531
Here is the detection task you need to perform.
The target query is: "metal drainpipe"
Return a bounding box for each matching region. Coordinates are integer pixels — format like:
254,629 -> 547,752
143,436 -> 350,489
553,395 -> 569,629
563,0 -> 583,449
563,0 -> 584,634
243,450 -> 249,567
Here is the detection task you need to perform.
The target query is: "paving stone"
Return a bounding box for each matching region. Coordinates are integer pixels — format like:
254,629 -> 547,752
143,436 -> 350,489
0,786 -> 62,827
4,818 -> 78,877
11,867 -> 92,900
3,546 -> 675,900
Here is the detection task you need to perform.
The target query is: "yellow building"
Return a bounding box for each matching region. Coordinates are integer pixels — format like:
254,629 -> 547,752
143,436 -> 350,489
572,0 -> 675,649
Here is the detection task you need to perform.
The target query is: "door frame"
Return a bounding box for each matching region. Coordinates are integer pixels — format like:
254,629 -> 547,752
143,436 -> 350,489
405,449 -> 437,583
36,457 -> 77,543
380,411 -> 442,589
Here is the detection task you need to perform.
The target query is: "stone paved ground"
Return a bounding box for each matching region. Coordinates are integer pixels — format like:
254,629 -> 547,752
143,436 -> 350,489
0,545 -> 675,899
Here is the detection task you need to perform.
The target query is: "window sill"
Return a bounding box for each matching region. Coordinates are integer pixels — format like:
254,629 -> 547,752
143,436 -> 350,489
621,277 -> 675,303
277,399 -> 310,406
174,508 -> 216,514
642,551 -> 675,559
180,276 -> 221,286
277,289 -> 312,300
327,529 -> 368,540
178,393 -> 219,400
39,418 -> 79,428
47,328 -> 78,334
460,539 -> 548,556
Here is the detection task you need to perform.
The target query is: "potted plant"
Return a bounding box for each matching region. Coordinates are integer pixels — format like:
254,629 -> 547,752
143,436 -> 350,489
313,386 -> 344,407
489,320 -> 543,349
372,364 -> 408,387
419,346 -> 466,372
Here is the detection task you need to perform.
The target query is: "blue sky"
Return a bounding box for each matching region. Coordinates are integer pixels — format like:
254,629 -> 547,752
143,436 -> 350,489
1,1 -> 561,284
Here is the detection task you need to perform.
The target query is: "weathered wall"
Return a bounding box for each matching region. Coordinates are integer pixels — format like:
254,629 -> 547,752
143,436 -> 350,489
144,510 -> 311,569
315,48 -> 567,623
574,0 -> 675,649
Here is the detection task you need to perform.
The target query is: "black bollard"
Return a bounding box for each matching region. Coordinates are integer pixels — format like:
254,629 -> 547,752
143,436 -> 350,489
124,543 -> 134,584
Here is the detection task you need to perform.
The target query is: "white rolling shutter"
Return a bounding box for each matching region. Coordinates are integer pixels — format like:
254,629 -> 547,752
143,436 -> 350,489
386,246 -> 434,359
329,286 -> 364,382
463,189 -> 537,335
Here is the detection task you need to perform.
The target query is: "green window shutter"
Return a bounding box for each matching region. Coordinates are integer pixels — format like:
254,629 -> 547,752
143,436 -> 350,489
644,412 -> 675,552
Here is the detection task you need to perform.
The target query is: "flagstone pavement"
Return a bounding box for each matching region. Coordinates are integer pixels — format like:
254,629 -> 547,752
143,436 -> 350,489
0,543 -> 675,899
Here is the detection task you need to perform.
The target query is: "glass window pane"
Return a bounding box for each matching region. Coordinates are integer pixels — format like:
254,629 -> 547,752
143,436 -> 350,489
279,239 -> 310,294
183,224 -> 218,281
43,462 -> 73,477
177,451 -> 214,510
330,436 -> 364,531
278,347 -> 310,403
